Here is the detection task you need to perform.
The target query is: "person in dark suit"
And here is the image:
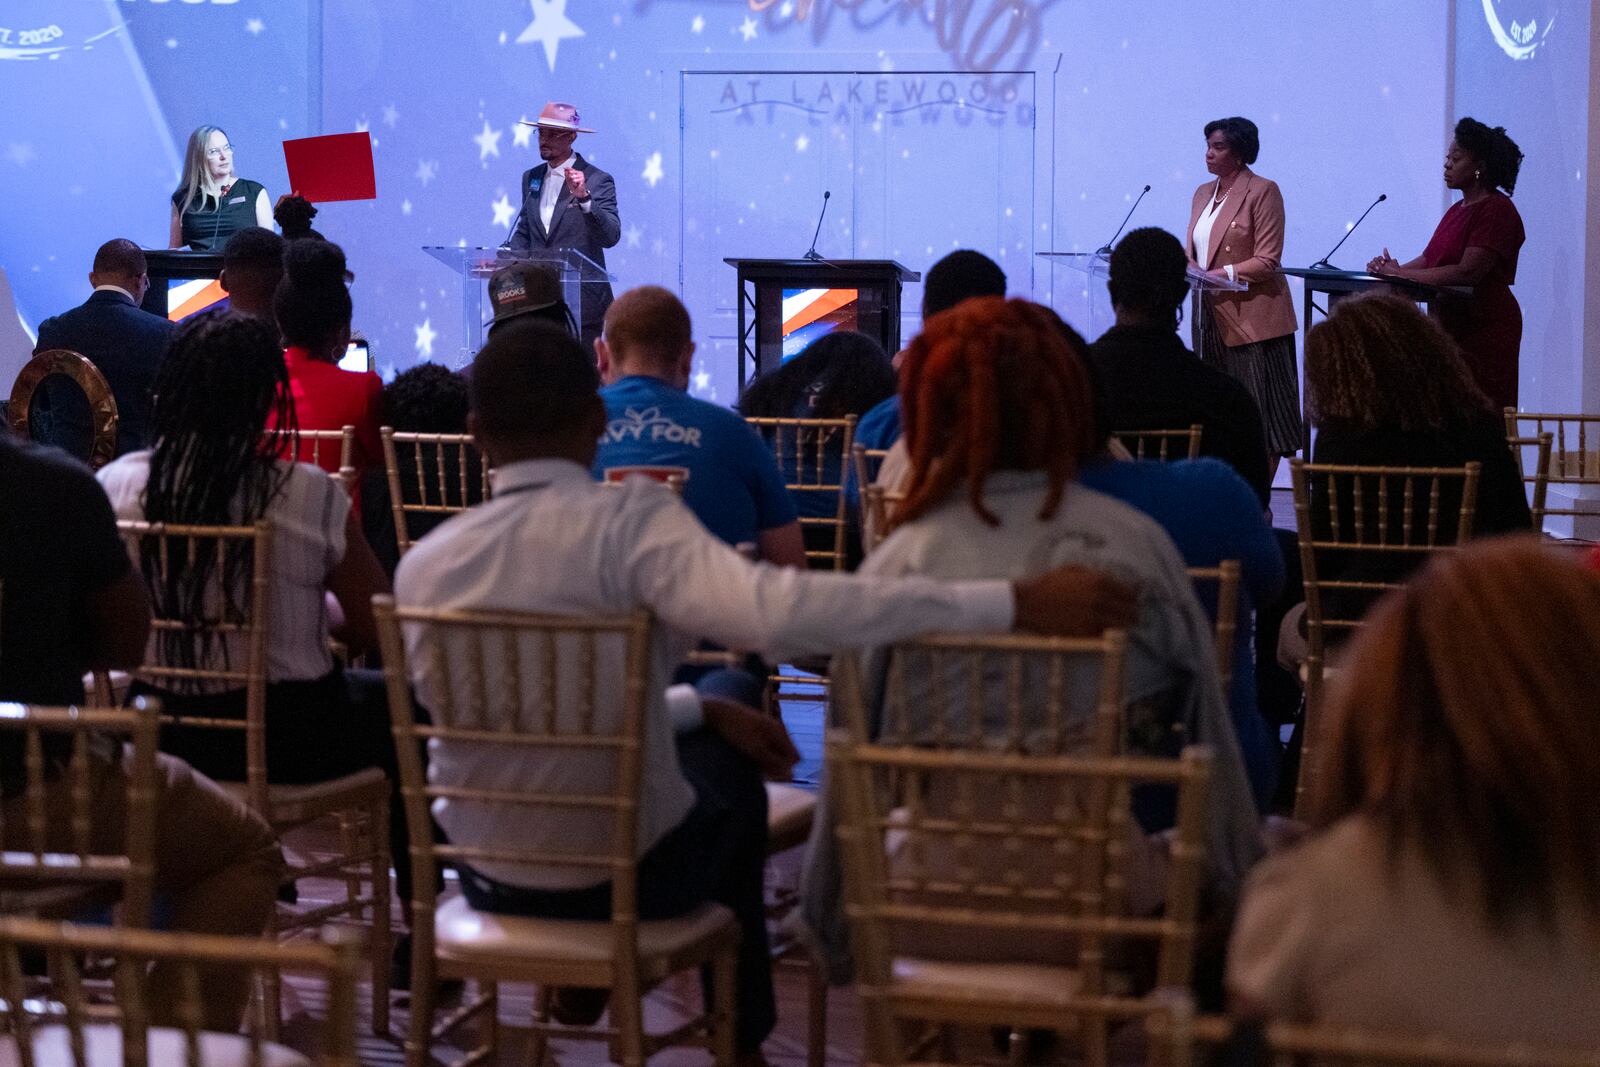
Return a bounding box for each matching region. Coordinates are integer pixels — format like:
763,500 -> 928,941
500,102 -> 620,347
33,239 -> 173,458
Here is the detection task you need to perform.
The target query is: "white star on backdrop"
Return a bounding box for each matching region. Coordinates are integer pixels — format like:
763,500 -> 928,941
414,319 -> 437,358
6,143 -> 36,167
382,104 -> 400,128
516,0 -> 584,72
245,18 -> 265,35
415,159 -> 437,186
354,120 -> 369,133
691,15 -> 705,33
641,152 -> 664,188
512,120 -> 534,148
739,17 -> 758,42
491,193 -> 517,228
623,224 -> 643,248
473,120 -> 502,162
401,199 -> 412,216
794,134 -> 809,152
693,368 -> 711,393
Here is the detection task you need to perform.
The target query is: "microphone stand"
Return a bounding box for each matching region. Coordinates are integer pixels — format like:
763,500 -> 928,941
1096,184 -> 1151,255
1310,193 -> 1387,271
802,190 -> 831,262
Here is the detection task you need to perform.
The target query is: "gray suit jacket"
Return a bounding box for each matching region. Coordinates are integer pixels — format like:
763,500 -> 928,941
502,153 -> 621,338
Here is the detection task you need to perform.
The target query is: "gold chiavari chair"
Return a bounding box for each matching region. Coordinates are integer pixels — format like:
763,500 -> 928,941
1289,460 -> 1480,818
102,521 -> 391,1036
0,703 -> 159,927
1111,425 -> 1203,463
8,350 -> 120,470
373,598 -> 740,1067
1505,409 -> 1600,538
746,415 -> 858,571
275,426 -> 357,493
1186,561 -> 1241,699
379,428 -> 493,558
831,640 -> 1211,1067
0,916 -> 362,1067
1152,1010 -> 1600,1067
852,443 -> 891,495
860,485 -> 907,557
1506,431 -> 1553,532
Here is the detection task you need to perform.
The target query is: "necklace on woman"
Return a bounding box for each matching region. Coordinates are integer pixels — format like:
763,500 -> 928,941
1213,176 -> 1235,207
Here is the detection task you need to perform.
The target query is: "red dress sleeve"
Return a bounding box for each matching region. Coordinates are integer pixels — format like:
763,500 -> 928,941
1463,195 -> 1525,276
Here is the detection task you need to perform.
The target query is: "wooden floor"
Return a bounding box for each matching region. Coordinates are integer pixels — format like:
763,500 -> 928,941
284,687 -> 861,1067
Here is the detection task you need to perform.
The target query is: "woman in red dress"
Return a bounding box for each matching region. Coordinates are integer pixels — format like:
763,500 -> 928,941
1368,118 -> 1525,409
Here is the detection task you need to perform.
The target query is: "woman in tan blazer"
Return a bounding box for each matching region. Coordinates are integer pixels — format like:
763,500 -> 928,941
1187,116 -> 1300,463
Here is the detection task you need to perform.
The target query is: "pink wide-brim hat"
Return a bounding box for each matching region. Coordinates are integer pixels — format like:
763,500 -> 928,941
519,102 -> 595,134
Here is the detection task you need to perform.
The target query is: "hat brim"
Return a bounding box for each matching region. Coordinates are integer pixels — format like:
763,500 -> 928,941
485,300 -> 563,327
519,119 -> 596,134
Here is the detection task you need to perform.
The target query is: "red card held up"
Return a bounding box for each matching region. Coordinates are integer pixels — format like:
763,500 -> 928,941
282,132 -> 376,203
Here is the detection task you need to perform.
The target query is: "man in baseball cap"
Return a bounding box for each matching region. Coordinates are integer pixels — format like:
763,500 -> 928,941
498,102 -> 620,347
486,261 -> 575,337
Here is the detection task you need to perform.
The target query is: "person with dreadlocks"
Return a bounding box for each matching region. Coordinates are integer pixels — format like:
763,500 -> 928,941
94,309 -> 419,952
796,297 -> 1265,988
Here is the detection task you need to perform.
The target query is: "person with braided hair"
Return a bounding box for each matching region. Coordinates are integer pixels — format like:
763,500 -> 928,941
94,309 -> 420,935
797,297 -> 1264,985
1368,117 -> 1527,408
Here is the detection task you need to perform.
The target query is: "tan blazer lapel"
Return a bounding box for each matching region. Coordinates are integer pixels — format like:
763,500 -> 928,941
1207,168 -> 1253,269
1186,185 -> 1210,260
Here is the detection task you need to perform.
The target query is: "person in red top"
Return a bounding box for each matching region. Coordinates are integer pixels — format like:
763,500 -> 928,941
1368,118 -> 1526,409
272,239 -> 382,484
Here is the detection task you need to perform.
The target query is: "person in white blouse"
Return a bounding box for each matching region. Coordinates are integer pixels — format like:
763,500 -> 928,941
393,316 -> 1137,1062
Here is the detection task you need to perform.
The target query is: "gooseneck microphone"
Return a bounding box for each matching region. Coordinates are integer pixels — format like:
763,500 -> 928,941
802,190 -> 831,262
1096,184 -> 1151,255
1310,193 -> 1387,271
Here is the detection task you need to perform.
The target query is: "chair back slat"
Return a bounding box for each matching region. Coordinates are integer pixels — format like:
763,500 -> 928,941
1186,561 -> 1240,698
1506,431 -> 1553,530
106,522 -> 273,815
1111,425 -> 1203,463
380,428 -> 492,557
1289,460 -> 1480,817
0,702 -> 160,927
747,415 -> 857,570
1507,408 -> 1600,526
0,917 -> 362,1066
374,599 -> 654,967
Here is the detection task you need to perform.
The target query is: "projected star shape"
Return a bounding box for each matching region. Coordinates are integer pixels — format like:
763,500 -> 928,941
641,152 -> 664,188
491,193 -> 517,229
414,319 -> 437,358
516,0 -> 584,72
474,121 -> 503,162
512,120 -> 534,149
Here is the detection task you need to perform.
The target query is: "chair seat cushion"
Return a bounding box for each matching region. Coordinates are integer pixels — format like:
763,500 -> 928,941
220,767 -> 388,824
434,893 -> 735,971
892,957 -> 1084,1010
765,782 -> 816,854
0,1023 -> 309,1067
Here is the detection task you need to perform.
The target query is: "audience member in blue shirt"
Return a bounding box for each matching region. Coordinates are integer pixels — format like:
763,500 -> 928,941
1080,455 -> 1284,810
594,286 -> 804,568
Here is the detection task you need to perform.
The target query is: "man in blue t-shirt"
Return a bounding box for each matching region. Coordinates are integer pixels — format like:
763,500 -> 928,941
594,285 -> 805,566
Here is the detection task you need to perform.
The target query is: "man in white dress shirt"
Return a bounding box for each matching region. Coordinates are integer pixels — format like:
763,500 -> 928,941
393,319 -> 1135,1061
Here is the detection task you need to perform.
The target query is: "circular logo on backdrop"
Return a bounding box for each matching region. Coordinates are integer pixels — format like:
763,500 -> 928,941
1481,0 -> 1557,60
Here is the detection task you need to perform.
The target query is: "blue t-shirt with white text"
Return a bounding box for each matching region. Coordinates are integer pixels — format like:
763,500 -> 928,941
594,375 -> 798,548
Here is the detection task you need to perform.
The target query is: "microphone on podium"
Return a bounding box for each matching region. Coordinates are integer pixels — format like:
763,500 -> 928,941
1096,184 -> 1151,255
1310,193 -> 1387,271
802,191 -> 831,262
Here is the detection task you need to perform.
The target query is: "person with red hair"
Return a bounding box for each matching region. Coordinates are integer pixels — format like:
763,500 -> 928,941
797,297 -> 1263,983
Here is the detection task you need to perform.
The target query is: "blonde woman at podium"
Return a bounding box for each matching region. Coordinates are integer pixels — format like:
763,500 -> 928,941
1186,116 -> 1300,472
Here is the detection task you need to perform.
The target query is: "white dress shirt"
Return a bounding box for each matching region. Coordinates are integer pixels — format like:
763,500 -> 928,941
393,457 -> 1015,889
1193,182 -> 1236,282
539,153 -> 593,233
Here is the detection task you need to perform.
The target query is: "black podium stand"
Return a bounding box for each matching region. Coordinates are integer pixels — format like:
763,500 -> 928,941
139,249 -> 225,319
724,258 -> 920,391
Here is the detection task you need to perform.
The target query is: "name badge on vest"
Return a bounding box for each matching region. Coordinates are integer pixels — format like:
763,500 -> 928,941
529,177 -> 543,195
228,196 -> 246,205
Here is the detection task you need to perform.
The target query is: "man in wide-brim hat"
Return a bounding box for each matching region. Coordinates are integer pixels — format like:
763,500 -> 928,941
500,102 -> 620,347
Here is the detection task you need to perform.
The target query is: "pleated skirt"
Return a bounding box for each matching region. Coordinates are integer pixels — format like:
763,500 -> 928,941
1199,316 -> 1303,456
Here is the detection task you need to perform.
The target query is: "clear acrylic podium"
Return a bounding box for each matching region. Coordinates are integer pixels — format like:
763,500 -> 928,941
423,247 -> 615,354
1036,251 -> 1247,339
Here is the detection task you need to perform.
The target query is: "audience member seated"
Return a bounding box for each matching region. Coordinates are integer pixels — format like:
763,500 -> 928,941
740,329 -> 896,564
32,239 -> 173,458
797,297 -> 1265,984
596,285 -> 805,707
854,249 -> 1008,451
273,240 -> 382,481
94,311 -> 418,938
485,261 -> 577,339
393,319 -> 1136,1061
361,362 -> 480,576
0,430 -> 282,1030
1087,227 -> 1272,506
218,226 -> 285,319
1229,537 -> 1600,1044
274,194 -> 325,242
